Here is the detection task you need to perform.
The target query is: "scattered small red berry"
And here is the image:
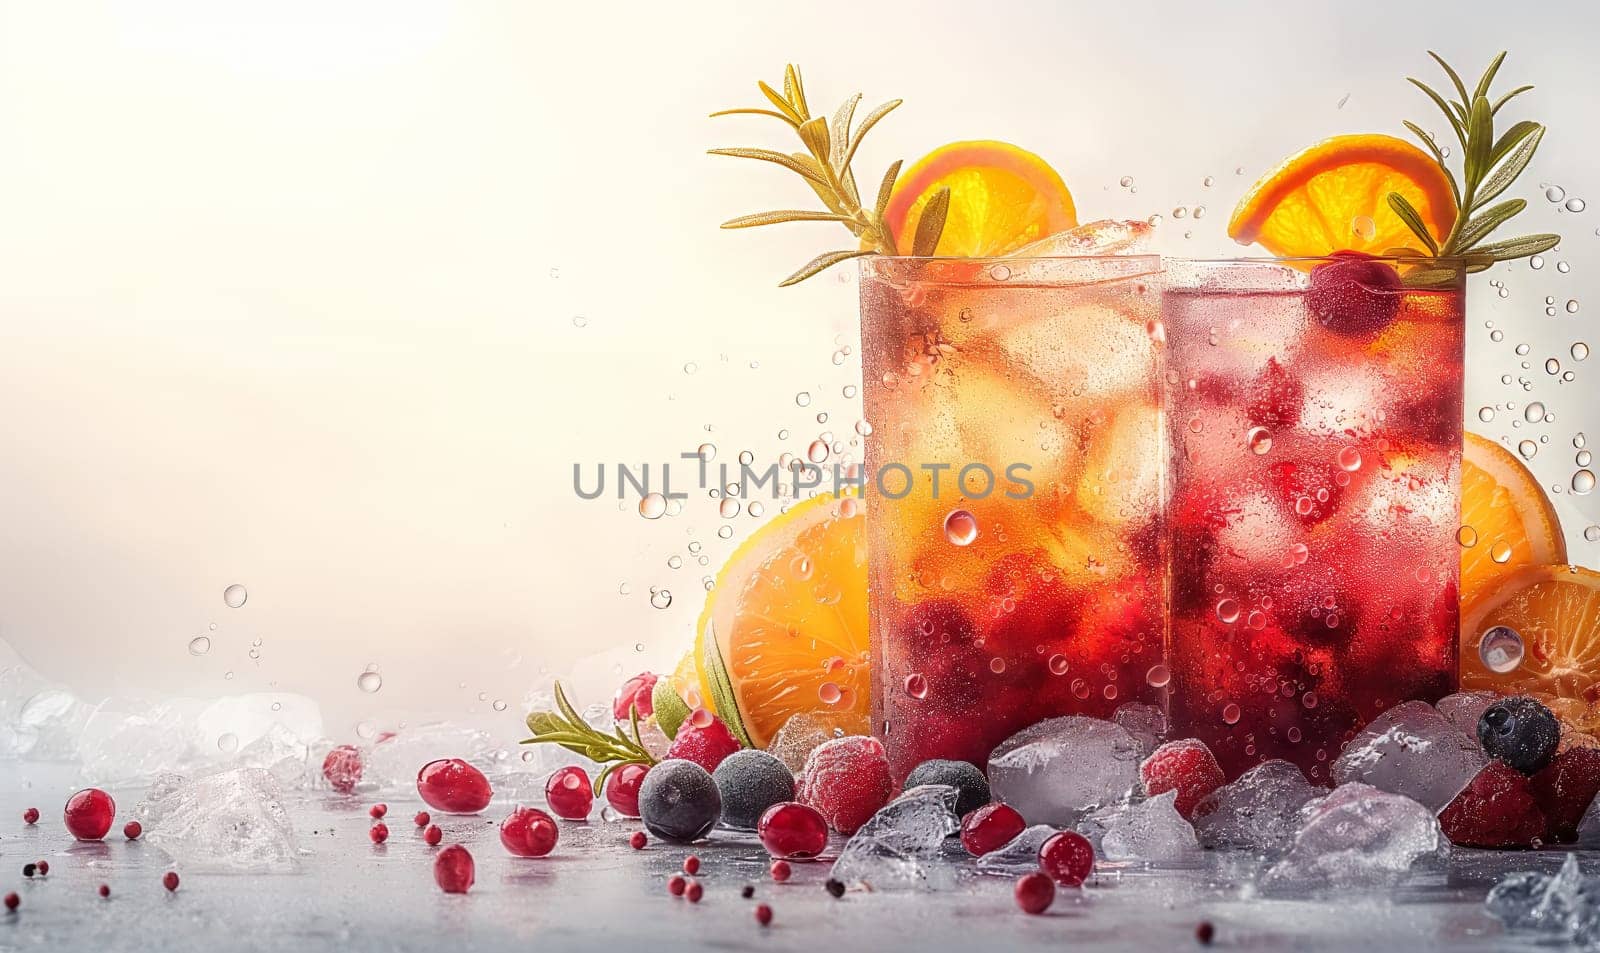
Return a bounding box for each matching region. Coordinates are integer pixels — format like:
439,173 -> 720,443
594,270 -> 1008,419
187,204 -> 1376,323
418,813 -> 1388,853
960,802 -> 1026,857
741,885 -> 755,899
321,744 -> 363,794
424,824 -> 443,846
606,763 -> 649,818
22,808 -> 38,825
4,892 -> 17,911
163,871 -> 180,892
685,880 -> 703,903
1038,831 -> 1096,887
414,811 -> 431,828
1141,740 -> 1227,819
1196,920 -> 1216,945
1532,746 -> 1600,843
629,831 -> 648,850
416,759 -> 494,815
1014,872 -> 1055,915
369,804 -> 388,819
824,878 -> 845,899
758,802 -> 829,859
797,737 -> 893,835
1440,760 -> 1547,848
683,854 -> 701,875
34,861 -> 48,876
755,903 -> 773,927
544,766 -> 595,821
434,844 -> 475,894
369,823 -> 389,844
98,884 -> 110,899
667,874 -> 687,897
666,712 -> 743,773
499,806 -> 559,858
770,859 -> 791,883
22,864 -> 35,878
124,821 -> 142,841
63,788 -> 117,841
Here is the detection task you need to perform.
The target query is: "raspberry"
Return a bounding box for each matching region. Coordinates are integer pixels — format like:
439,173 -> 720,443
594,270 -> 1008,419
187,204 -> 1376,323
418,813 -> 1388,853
1306,252 -> 1401,337
1245,357 -> 1303,429
321,745 -> 363,794
666,713 -> 743,773
796,736 -> 893,835
1038,830 -> 1095,886
613,672 -> 659,722
1014,871 -> 1055,915
1140,739 -> 1226,819
960,803 -> 1025,857
1532,746 -> 1600,842
1439,760 -> 1547,848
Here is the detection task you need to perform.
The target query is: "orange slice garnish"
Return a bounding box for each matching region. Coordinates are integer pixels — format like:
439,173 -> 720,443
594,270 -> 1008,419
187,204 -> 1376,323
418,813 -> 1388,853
1228,133 -> 1457,256
1461,565 -> 1600,732
1461,432 -> 1568,606
882,140 -> 1076,256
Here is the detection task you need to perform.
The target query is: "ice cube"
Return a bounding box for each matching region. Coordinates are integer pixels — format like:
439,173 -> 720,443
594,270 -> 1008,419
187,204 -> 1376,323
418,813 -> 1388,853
1111,702 -> 1169,758
829,784 -> 960,891
136,767 -> 302,872
768,712 -> 858,774
1260,783 -> 1441,893
1012,219 -> 1156,257
364,722 -> 496,789
3,683 -> 90,761
235,724 -> 311,787
1332,700 -> 1487,813
76,699 -> 205,785
1486,853 -> 1600,942
1436,690 -> 1497,738
1191,759 -> 1319,852
1099,791 -> 1203,866
976,824 -> 1060,875
988,716 -> 1143,826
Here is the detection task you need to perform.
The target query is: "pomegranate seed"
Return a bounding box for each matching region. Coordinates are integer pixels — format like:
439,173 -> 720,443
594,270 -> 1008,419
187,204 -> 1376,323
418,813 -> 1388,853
770,859 -> 791,883
499,807 -> 559,858
434,844 -> 475,894
629,831 -> 648,850
757,802 -> 828,859
369,823 -> 389,844
544,767 -> 594,821
960,803 -> 1026,856
423,824 -> 442,846
1196,920 -> 1216,945
606,763 -> 649,818
321,745 -> 363,794
1038,831 -> 1095,887
1014,871 -> 1055,915
369,804 -> 388,819
98,884 -> 110,899
124,821 -> 142,840
63,788 -> 116,841
755,903 -> 773,927
683,855 -> 701,875
34,861 -> 48,876
21,808 -> 38,825
685,880 -> 703,903
414,811 -> 431,828
163,871 -> 180,892
416,759 -> 493,814
667,874 -> 687,897
4,892 -> 17,911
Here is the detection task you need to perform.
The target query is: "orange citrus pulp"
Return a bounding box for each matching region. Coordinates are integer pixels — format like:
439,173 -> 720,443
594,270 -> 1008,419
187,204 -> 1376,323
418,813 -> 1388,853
882,140 -> 1076,257
1462,565 -> 1600,732
1460,432 -> 1568,606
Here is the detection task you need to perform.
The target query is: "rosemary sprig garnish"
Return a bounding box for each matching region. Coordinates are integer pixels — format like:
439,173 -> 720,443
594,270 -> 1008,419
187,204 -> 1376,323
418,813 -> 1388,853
711,64 -> 948,286
521,681 -> 655,793
1390,51 -> 1559,276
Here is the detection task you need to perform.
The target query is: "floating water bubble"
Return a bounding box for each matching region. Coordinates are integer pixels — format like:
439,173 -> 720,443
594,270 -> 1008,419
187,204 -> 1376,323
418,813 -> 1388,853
1530,255 -> 1545,270
1479,626 -> 1525,674
795,392 -> 811,407
1048,654 -> 1069,676
1518,439 -> 1538,459
1222,703 -> 1241,725
855,419 -> 872,436
1568,198 -> 1587,213
807,440 -> 829,464
217,733 -> 239,754
1515,343 -> 1531,356
1246,427 -> 1273,454
357,671 -> 383,693
989,657 -> 1006,675
667,555 -> 683,570
1546,185 -> 1567,203
1172,206 -> 1188,219
650,588 -> 673,609
944,510 -> 979,546
1575,342 -> 1590,361
492,699 -> 508,712
1192,206 -> 1207,219
1558,261 -> 1571,274
989,264 -> 1012,281
571,315 -> 588,328
1575,470 -> 1596,495
1203,175 -> 1216,187
748,502 -> 765,518
1569,300 -> 1582,314
1524,402 -> 1546,423
719,498 -> 740,519
1146,664 -> 1171,688
223,584 -> 248,608
842,384 -> 857,398
1146,214 -> 1163,227
1587,526 -> 1600,542
904,674 -> 928,699
356,721 -> 377,739
1216,599 -> 1241,624
717,526 -> 733,540
188,636 -> 211,656
1477,406 -> 1496,423
1490,329 -> 1504,342
1547,358 -> 1562,374
1119,175 -> 1134,187
1336,447 -> 1362,471
818,682 -> 842,705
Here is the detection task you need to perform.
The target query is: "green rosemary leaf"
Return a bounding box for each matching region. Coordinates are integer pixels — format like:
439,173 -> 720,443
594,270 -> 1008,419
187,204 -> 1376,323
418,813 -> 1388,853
911,187 -> 951,257
875,160 -> 902,223
1488,120 -> 1540,171
758,81 -> 802,123
1470,125 -> 1542,210
720,210 -> 856,229
838,99 -> 902,178
526,711 -> 567,736
1429,51 -> 1471,107
1491,85 -> 1534,115
707,147 -> 830,188
1468,233 -> 1560,261
710,107 -> 800,127
552,681 -> 585,728
1407,79 -> 1466,146
1455,198 -> 1526,251
1382,246 -> 1429,258
1403,265 -> 1469,287
778,248 -> 874,287
1387,192 -> 1439,254
1472,51 -> 1507,100
1464,95 -> 1493,189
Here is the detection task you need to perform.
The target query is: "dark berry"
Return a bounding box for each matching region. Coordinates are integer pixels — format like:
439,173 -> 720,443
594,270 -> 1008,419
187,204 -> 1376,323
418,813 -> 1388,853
638,759 -> 721,844
629,831 -> 647,850
1038,831 -> 1095,887
960,802 -> 1025,857
1532,746 -> 1600,842
755,903 -> 773,926
741,885 -> 755,899
1477,696 -> 1561,774
22,864 -> 34,879
4,893 -> 16,911
1014,872 -> 1055,915
713,750 -> 796,830
98,884 -> 110,899
1306,252 -> 1402,337
903,759 -> 991,818
34,861 -> 47,876
1197,921 -> 1216,945
1440,760 -> 1547,848
1140,739 -> 1226,819
667,874 -> 687,897
824,878 -> 845,898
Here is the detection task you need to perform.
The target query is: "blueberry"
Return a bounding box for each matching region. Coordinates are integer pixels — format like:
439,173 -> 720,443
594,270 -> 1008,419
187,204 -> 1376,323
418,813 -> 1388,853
1477,695 -> 1560,774
639,758 -> 722,843
902,759 -> 990,817
712,750 -> 795,830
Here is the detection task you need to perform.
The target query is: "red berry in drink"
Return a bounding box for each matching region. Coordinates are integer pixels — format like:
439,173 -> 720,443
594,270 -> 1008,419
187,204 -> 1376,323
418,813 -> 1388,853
544,766 -> 594,820
683,854 -> 701,875
666,713 -> 742,773
414,811 -> 430,828
1014,872 -> 1055,915
322,744 -> 363,794
605,763 -> 649,818
769,859 -> 791,883
369,803 -> 387,819
4,892 -> 16,911
21,808 -> 38,825
755,903 -> 773,926
124,821 -> 142,840
34,861 -> 47,876
163,871 -> 180,892
63,788 -> 116,841
1306,252 -> 1401,337
1140,740 -> 1226,819
796,737 -> 893,835
98,884 -> 110,899
613,672 -> 659,722
1038,831 -> 1095,887
1266,460 -> 1344,527
417,758 -> 493,814
667,874 -> 687,897
629,831 -> 647,850
423,824 -> 442,846
757,802 -> 829,859
369,823 -> 389,844
1439,760 -> 1548,848
959,803 -> 1026,857
434,844 -> 475,894
685,880 -> 703,903
1532,746 -> 1600,843
499,806 -> 559,858
1245,356 -> 1303,429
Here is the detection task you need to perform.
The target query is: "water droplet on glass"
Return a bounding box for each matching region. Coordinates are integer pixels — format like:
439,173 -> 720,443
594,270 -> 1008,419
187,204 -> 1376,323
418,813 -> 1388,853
1567,198 -> 1587,213
1172,206 -> 1188,219
1146,214 -> 1163,227
1558,261 -> 1571,274
357,671 -> 383,693
717,526 -> 733,540
903,674 -> 928,699
1531,256 -> 1545,270
1222,703 -> 1241,725
217,733 -> 238,754
989,264 -> 1012,282
1351,216 -> 1377,241
1203,175 -> 1216,187
1547,358 -> 1562,375
1574,343 -> 1590,361
1336,447 -> 1362,471
650,589 -> 673,609
1146,664 -> 1171,688
571,315 -> 588,328
795,392 -> 811,407
1192,206 -> 1207,219
718,498 -> 740,519
492,699 -> 508,712
1457,525 -> 1478,548
989,657 -> 1007,675
1246,427 -> 1273,455
944,510 -> 979,546
1215,598 -> 1240,624
223,584 -> 248,608
1586,525 -> 1600,542
1490,540 -> 1514,564
1048,654 -> 1069,676
638,493 -> 667,519
1518,439 -> 1538,460
667,555 -> 683,570
1478,406 -> 1496,423
1568,300 -> 1581,314
1479,626 -> 1525,674
188,636 -> 211,656
806,440 -> 829,464
1575,470 -> 1596,495
1547,185 -> 1568,203
1525,402 -> 1547,423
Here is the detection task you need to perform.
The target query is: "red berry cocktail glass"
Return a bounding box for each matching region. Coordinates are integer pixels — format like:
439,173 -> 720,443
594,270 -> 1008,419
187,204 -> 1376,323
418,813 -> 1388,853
859,253 -> 1166,782
1163,256 -> 1466,781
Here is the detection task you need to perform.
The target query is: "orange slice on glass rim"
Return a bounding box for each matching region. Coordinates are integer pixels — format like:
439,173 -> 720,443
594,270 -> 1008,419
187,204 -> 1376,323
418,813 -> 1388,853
1461,565 -> 1600,732
1460,432 -> 1568,605
1228,133 -> 1457,256
882,140 -> 1077,256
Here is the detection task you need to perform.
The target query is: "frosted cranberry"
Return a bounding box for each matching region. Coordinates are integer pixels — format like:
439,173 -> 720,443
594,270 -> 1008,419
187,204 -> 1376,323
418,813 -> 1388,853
499,807 -> 559,857
322,745 -> 363,794
629,831 -> 648,850
606,763 -> 649,818
613,672 -> 659,722
98,884 -> 110,899
666,714 -> 742,773
1140,740 -> 1226,819
1307,252 -> 1401,337
423,824 -> 442,846
64,788 -> 116,841
434,844 -> 475,894
1014,872 -> 1055,915
369,803 -> 387,819
769,859 -> 791,882
1038,831 -> 1095,887
414,811 -> 430,828
797,736 -> 892,835
369,823 -> 389,844
124,821 -> 142,840
21,808 -> 38,825
686,879 -> 704,903
667,874 -> 687,897
162,871 -> 180,892
960,803 -> 1026,857
4,893 -> 16,911
545,766 -> 594,820
755,903 -> 773,926
758,802 -> 829,859
417,759 -> 493,814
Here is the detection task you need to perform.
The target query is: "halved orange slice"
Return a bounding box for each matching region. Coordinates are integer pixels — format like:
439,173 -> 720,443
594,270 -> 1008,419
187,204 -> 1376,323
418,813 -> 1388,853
1461,432 -> 1568,606
1461,565 -> 1600,731
882,140 -> 1076,256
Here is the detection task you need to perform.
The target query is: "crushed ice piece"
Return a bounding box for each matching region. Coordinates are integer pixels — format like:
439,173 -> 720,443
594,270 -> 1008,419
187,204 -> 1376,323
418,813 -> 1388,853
364,723 -> 495,789
1577,794 -> 1600,849
136,768 -> 302,873
976,824 -> 1059,875
1192,759 -> 1319,852
1486,853 -> 1600,942
988,716 -> 1143,826
1260,783 -> 1441,893
1013,219 -> 1155,257
830,784 -> 959,891
235,724 -> 311,787
766,712 -> 866,775
1111,702 -> 1169,757
1100,791 -> 1202,866
76,699 -> 205,785
2,680 -> 90,762
1436,690 -> 1498,738
1332,700 -> 1487,813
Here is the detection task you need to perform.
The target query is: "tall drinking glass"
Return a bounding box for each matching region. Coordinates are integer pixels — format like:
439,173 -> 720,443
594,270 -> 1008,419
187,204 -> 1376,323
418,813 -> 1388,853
859,254 -> 1166,782
1163,257 -> 1465,780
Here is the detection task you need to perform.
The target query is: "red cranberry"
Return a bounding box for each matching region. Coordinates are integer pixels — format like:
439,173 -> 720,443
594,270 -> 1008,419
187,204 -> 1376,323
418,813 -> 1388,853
369,823 -> 389,844
98,884 -> 110,899
414,811 -> 430,828
605,763 -> 649,818
613,672 -> 659,722
21,808 -> 38,825
685,880 -> 704,903
322,745 -> 363,794
629,831 -> 648,850
34,861 -> 47,876
434,844 -> 475,894
499,807 -> 559,858
1197,920 -> 1216,945
369,804 -> 387,819
417,759 -> 493,814
163,871 -> 180,892
1306,252 -> 1401,337
755,903 -> 773,927
960,803 -> 1026,857
4,892 -> 17,911
770,859 -> 791,883
1014,871 -> 1055,915
424,824 -> 442,846
124,821 -> 142,840
667,874 -> 687,897
683,854 -> 701,875
1038,831 -> 1095,887
758,802 -> 829,859
63,788 -> 116,841
545,767 -> 594,821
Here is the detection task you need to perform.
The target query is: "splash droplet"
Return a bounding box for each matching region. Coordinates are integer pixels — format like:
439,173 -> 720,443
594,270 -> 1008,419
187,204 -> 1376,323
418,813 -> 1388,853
188,636 -> 211,656
1145,664 -> 1171,688
356,671 -> 383,693
638,493 -> 667,519
944,510 -> 979,546
903,674 -> 928,699
1246,427 -> 1273,455
223,584 -> 248,608
1478,626 -> 1525,674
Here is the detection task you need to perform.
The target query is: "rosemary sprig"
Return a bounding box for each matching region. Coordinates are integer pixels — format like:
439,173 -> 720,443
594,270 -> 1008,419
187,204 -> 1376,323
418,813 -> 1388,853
521,681 -> 655,793
1391,51 -> 1559,276
711,64 -> 948,286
